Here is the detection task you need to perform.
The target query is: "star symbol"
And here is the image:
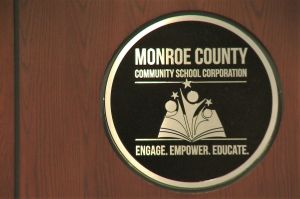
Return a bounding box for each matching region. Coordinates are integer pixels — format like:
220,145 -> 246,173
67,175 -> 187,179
171,92 -> 178,99
205,99 -> 213,106
182,79 -> 192,88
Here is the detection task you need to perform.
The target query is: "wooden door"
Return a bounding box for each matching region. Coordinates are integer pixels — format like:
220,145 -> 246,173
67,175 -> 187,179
0,0 -> 299,198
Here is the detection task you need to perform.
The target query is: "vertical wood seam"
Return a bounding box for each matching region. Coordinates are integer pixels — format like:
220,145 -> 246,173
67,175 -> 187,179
14,0 -> 20,198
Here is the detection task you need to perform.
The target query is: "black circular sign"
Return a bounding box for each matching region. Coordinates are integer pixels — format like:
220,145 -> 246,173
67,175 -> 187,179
101,12 -> 282,191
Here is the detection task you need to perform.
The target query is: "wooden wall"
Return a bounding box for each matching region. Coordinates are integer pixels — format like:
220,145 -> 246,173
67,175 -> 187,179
0,0 -> 299,198
0,0 -> 14,198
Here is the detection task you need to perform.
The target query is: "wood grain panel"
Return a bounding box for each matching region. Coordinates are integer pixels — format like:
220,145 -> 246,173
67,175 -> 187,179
18,0 -> 299,198
0,0 -> 14,198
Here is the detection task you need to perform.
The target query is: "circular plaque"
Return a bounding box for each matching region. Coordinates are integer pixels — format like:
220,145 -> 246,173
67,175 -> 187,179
101,12 -> 282,191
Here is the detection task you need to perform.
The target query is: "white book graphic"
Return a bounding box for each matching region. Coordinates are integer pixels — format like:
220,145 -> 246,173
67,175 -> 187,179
158,89 -> 226,142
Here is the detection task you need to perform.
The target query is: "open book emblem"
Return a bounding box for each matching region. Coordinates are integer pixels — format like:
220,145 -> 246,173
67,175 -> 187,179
158,81 -> 226,142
